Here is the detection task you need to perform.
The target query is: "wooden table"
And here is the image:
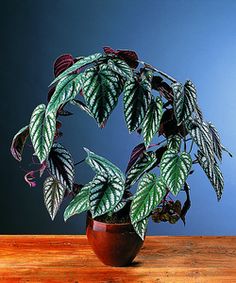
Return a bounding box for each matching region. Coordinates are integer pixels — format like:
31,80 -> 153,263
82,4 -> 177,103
0,235 -> 236,282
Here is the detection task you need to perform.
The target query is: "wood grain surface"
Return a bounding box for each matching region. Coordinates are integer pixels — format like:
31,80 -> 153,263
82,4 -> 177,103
0,235 -> 236,283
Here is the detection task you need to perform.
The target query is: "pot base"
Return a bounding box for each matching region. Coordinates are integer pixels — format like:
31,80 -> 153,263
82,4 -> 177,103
86,214 -> 144,267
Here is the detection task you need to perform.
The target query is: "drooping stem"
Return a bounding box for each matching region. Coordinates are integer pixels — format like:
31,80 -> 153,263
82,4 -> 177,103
138,60 -> 178,83
148,139 -> 167,149
74,158 -> 86,166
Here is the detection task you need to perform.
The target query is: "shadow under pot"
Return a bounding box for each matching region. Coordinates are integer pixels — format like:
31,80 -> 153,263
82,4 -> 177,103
86,213 -> 144,267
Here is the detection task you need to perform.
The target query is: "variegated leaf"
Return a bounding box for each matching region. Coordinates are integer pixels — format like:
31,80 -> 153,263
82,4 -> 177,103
10,125 -> 29,161
108,58 -> 133,79
207,122 -> 222,161
64,184 -> 90,221
142,96 -> 163,147
172,80 -> 198,125
47,143 -> 75,191
130,173 -> 166,223
197,151 -> 224,201
83,64 -> 123,126
84,148 -> 125,181
70,99 -> 94,118
186,118 -> 214,164
167,135 -> 182,151
29,104 -> 56,163
221,145 -> 233,158
125,152 -> 157,187
89,173 -> 125,218
123,74 -> 152,132
125,143 -> 146,174
160,149 -> 192,196
43,176 -> 66,220
46,73 -> 84,114
112,200 -> 127,213
132,217 -> 148,240
50,53 -> 103,85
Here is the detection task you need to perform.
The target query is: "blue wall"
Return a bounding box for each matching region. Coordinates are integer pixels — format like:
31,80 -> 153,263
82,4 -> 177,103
2,0 -> 236,235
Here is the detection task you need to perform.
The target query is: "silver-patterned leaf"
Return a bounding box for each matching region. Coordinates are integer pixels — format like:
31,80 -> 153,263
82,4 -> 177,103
10,125 -> 29,161
207,122 -> 222,161
125,152 -> 157,187
130,173 -> 166,223
132,217 -> 148,240
64,184 -> 90,221
167,135 -> 182,151
43,176 -> 66,220
197,151 -> 224,201
46,73 -> 84,114
123,74 -> 152,132
29,104 -> 56,163
89,173 -> 125,218
50,53 -> 103,85
160,149 -> 192,196
142,96 -> 163,147
47,143 -> 75,191
172,80 -> 199,125
84,148 -> 125,181
108,58 -> 133,79
186,118 -> 214,164
221,145 -> 233,158
70,99 -> 94,118
83,64 -> 123,126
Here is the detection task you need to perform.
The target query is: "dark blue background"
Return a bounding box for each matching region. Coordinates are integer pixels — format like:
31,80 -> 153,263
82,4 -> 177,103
1,0 -> 236,235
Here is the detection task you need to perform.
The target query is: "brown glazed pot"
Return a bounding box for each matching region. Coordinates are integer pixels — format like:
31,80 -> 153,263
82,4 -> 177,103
86,214 -> 144,266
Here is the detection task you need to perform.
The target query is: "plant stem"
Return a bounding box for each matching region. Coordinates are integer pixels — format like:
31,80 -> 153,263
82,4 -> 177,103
74,158 -> 86,166
138,60 -> 177,83
148,139 -> 167,149
188,140 -> 194,154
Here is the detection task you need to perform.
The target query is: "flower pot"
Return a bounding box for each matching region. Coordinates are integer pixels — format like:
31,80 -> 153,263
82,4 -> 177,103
86,213 -> 144,266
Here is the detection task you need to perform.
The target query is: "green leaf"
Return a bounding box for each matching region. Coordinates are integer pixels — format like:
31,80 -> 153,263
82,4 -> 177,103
50,53 -> 103,85
186,118 -> 214,164
172,80 -> 199,125
207,122 -> 222,161
70,99 -> 94,118
108,58 -> 133,79
125,152 -> 157,187
89,173 -> 125,218
221,145 -> 233,158
29,104 -> 56,163
132,217 -> 148,240
10,125 -> 29,161
142,96 -> 163,147
123,74 -> 152,132
84,148 -> 125,181
43,176 -> 66,220
64,184 -> 90,221
46,73 -> 84,115
130,173 -> 166,223
47,143 -> 75,191
83,64 -> 123,126
112,200 -> 127,213
160,149 -> 192,196
167,135 -> 182,151
197,151 -> 224,201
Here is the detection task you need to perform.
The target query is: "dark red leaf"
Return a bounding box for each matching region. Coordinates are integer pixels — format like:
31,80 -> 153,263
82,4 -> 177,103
125,143 -> 146,173
117,49 -> 139,69
11,126 -> 29,162
103,46 -> 118,55
54,54 -> 74,77
24,171 -> 37,187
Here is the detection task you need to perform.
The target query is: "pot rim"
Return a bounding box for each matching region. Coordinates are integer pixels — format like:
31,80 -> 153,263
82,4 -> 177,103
87,211 -> 133,226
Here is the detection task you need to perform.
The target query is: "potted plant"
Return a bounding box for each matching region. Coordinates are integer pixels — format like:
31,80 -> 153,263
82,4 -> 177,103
11,47 -> 232,266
